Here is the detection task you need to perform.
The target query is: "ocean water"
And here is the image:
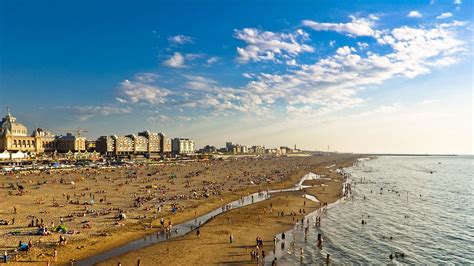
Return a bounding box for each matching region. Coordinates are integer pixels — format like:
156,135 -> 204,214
274,156 -> 474,264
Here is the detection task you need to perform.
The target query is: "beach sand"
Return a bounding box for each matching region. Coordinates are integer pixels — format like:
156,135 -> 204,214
0,154 -> 358,265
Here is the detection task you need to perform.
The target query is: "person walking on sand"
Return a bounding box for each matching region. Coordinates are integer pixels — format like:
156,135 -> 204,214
196,229 -> 200,237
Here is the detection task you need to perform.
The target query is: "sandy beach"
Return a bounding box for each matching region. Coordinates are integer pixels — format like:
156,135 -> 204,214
0,154 -> 358,265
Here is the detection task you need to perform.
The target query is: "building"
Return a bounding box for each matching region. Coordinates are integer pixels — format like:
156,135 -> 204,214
251,145 -> 265,155
32,128 -> 56,152
280,146 -> 292,155
55,133 -> 86,153
86,140 -> 96,152
159,132 -> 172,154
224,142 -> 251,154
96,136 -> 115,155
0,108 -> 95,156
139,131 -> 161,153
96,131 -> 171,156
113,135 -> 134,155
225,141 -> 235,152
0,108 -> 54,154
172,138 -> 195,154
130,134 -> 148,154
199,145 -> 217,154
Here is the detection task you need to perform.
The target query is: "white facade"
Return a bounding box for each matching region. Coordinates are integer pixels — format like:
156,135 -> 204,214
172,138 -> 195,154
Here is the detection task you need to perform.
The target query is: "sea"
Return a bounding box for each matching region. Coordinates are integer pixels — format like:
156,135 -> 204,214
273,156 -> 474,264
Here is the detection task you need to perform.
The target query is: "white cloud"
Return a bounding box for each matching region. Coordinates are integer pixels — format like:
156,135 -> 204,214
369,14 -> 380,21
336,46 -> 356,56
357,42 -> 369,49
238,22 -> 466,116
134,73 -> 158,83
54,106 -> 132,121
454,0 -> 461,4
234,28 -> 314,63
147,114 -> 170,123
302,16 -> 376,37
116,97 -> 127,103
163,52 -> 186,68
436,12 -> 453,19
206,56 -> 219,65
168,35 -> 193,45
407,11 -> 422,18
286,59 -> 297,66
162,53 -> 205,68
118,79 -> 169,105
185,53 -> 205,60
183,75 -> 218,90
242,73 -> 254,79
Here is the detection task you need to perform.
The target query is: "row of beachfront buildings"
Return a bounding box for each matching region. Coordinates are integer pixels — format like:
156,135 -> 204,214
0,109 -> 299,158
0,109 -> 195,157
95,134 -> 195,156
199,141 -> 300,156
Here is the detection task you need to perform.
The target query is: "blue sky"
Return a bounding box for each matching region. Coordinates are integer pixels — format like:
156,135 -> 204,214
1,0 -> 473,154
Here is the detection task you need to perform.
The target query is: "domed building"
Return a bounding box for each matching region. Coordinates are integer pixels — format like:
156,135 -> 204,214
0,108 -> 52,153
0,109 -> 28,137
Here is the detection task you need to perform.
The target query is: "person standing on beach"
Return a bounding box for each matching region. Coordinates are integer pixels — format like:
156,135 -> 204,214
272,257 -> 277,266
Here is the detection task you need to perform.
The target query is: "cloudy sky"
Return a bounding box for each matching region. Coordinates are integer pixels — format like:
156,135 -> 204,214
1,0 -> 472,154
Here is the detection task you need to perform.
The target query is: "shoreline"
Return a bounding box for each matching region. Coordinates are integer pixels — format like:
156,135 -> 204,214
97,155 -> 359,265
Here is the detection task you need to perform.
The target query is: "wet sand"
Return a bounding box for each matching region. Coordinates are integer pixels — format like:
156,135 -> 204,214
0,154 -> 358,265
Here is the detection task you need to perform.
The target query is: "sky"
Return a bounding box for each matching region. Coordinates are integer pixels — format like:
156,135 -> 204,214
0,0 -> 473,154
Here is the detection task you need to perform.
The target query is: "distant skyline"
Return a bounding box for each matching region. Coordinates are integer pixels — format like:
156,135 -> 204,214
1,0 -> 472,154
